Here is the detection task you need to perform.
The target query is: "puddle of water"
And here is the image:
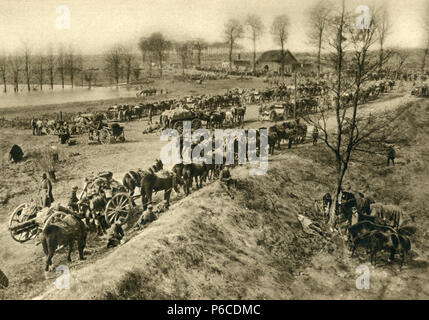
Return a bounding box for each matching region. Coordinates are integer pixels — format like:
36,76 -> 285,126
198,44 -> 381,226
0,85 -> 139,109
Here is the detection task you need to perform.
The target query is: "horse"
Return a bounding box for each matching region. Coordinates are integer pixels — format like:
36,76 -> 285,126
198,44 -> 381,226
122,159 -> 164,197
140,170 -> 184,210
182,163 -> 208,195
209,112 -> 225,129
41,214 -> 87,272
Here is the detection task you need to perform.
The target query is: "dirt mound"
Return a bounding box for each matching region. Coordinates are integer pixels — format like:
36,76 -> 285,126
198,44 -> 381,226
35,154 -> 333,300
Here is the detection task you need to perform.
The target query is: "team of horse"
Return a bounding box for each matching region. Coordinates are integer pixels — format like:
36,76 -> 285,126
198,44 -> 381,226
316,190 -> 415,269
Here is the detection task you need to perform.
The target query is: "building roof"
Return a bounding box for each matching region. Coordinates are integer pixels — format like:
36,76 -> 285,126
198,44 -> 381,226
256,50 -> 299,65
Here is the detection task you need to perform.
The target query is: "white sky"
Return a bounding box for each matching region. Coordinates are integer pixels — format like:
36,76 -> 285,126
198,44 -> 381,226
0,0 -> 427,54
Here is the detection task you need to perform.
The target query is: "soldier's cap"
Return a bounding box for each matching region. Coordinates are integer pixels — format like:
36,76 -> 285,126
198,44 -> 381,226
72,186 -> 78,190
147,204 -> 153,209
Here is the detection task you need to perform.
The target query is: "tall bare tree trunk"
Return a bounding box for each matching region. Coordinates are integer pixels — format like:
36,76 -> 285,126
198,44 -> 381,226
317,33 -> 322,76
229,41 -> 233,71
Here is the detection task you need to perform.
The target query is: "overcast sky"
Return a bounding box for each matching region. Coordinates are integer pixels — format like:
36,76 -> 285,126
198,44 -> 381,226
0,0 -> 427,54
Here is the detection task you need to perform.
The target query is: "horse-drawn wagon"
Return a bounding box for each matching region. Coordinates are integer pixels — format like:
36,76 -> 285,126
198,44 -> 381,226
78,171 -> 135,227
160,107 -> 204,133
8,202 -> 71,243
260,103 -> 287,122
8,171 -> 135,243
89,122 -> 125,144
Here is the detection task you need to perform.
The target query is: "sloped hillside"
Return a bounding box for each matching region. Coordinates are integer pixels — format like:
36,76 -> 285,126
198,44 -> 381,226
24,98 -> 429,300
35,153 -> 337,300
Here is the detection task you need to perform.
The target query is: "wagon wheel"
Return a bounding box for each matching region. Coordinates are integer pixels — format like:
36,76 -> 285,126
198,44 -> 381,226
99,129 -> 111,144
191,119 -> 202,130
104,192 -> 132,225
173,121 -> 183,134
9,203 -> 39,243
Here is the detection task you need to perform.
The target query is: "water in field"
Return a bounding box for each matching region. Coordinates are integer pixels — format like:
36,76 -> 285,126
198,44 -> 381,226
0,84 -> 140,109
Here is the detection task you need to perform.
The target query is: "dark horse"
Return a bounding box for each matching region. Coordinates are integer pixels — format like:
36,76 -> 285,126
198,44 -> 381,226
122,159 -> 163,197
41,214 -> 87,271
140,170 -> 184,210
182,163 -> 208,195
338,190 -> 372,226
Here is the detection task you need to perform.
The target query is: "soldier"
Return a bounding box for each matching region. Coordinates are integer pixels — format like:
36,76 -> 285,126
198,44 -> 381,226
106,216 -> 126,248
148,104 -> 153,124
387,144 -> 396,166
219,165 -> 237,198
31,118 -> 37,135
312,127 -> 319,145
136,204 -> 157,230
40,173 -> 54,208
68,186 -> 79,212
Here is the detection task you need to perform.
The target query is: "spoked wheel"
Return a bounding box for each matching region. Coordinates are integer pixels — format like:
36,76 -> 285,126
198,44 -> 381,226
99,129 -> 111,144
9,203 -> 39,243
104,192 -> 132,225
43,211 -> 68,231
191,119 -> 202,130
173,121 -> 183,134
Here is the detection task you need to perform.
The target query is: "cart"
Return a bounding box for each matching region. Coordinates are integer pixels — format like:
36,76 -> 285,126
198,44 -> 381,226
79,171 -> 134,225
8,203 -> 69,243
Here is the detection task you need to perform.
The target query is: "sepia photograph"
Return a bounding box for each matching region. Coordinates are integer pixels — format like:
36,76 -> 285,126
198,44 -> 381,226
0,0 -> 428,304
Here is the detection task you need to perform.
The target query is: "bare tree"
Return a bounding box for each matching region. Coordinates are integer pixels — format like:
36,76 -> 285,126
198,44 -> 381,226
375,4 -> 391,71
46,45 -> 56,90
133,67 -> 142,81
9,54 -> 22,93
122,48 -> 134,84
304,2 -> 390,228
84,68 -> 98,89
57,45 -> 66,89
306,1 -> 331,76
22,41 -> 32,92
192,38 -> 208,66
104,44 -> 124,87
65,46 -> 79,88
271,15 -> 290,77
34,53 -> 45,91
224,19 -> 244,71
175,41 -> 193,76
246,14 -> 264,73
148,32 -> 171,78
138,37 -> 153,78
0,54 -> 7,92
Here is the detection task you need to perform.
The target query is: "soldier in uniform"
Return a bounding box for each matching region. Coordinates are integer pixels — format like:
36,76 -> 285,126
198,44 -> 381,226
136,204 -> 157,230
68,186 -> 79,212
31,118 -> 37,135
148,105 -> 153,124
106,216 -> 126,248
40,173 -> 54,208
387,144 -> 396,166
219,165 -> 237,198
312,127 -> 319,145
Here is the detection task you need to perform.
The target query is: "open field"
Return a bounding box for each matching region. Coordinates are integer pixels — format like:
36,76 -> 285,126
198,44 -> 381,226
0,77 -> 268,121
1,78 -> 428,299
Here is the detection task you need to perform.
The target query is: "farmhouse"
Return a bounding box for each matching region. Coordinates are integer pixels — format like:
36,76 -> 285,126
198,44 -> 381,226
256,50 -> 300,74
